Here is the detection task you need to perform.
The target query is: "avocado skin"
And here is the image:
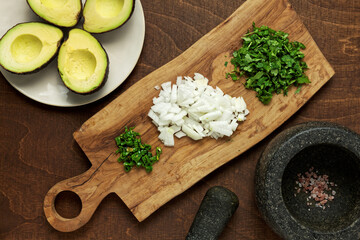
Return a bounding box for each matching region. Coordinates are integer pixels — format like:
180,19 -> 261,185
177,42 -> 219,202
26,0 -> 83,28
57,33 -> 109,95
0,22 -> 64,75
186,186 -> 239,240
83,0 -> 135,34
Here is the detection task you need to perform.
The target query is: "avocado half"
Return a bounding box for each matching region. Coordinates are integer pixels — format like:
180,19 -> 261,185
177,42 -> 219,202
83,0 -> 135,33
27,0 -> 82,28
58,29 -> 109,94
0,22 -> 63,74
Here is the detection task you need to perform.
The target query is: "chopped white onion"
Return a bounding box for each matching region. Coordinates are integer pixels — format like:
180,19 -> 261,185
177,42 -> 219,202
149,73 -> 249,146
158,127 -> 175,146
175,131 -> 187,138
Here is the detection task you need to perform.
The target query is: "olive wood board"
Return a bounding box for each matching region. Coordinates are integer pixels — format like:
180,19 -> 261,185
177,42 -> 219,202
44,0 -> 334,232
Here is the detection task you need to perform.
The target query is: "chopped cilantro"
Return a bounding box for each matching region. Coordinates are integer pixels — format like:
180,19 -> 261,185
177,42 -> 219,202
227,23 -> 310,104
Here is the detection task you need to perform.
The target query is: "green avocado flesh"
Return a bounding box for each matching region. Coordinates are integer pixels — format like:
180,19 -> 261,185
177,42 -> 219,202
0,22 -> 63,74
83,0 -> 135,33
27,0 -> 82,27
58,29 -> 108,94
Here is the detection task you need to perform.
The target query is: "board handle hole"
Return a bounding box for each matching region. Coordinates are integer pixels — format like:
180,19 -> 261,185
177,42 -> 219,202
54,191 -> 82,219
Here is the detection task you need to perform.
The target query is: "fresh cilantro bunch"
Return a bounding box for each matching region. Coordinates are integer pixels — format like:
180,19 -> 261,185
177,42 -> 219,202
227,23 -> 310,104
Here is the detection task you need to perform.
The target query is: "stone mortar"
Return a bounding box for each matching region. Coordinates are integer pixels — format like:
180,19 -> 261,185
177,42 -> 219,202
255,121 -> 360,240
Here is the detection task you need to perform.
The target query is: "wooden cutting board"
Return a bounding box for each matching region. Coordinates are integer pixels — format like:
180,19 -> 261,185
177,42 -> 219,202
44,0 -> 334,232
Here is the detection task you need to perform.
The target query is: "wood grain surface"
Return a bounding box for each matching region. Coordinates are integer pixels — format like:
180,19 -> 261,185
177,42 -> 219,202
1,0 -> 359,239
43,0 -> 335,232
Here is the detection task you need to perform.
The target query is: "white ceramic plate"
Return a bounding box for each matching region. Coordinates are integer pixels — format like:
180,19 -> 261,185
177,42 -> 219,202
0,0 -> 145,107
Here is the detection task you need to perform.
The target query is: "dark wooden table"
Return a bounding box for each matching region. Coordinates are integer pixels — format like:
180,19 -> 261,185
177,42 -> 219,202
1,0 -> 359,239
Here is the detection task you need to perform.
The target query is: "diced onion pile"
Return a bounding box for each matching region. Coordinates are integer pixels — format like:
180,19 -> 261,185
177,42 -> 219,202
148,73 -> 249,146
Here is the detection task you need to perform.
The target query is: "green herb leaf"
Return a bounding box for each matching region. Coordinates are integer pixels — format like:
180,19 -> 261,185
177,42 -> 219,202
226,23 -> 310,104
295,85 -> 302,94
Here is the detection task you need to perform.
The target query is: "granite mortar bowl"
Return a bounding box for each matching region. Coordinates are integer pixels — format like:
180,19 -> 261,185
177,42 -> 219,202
255,121 -> 360,240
